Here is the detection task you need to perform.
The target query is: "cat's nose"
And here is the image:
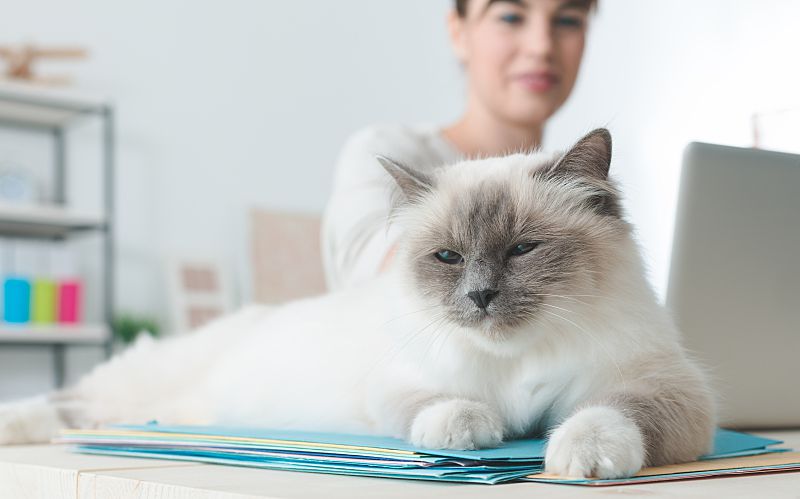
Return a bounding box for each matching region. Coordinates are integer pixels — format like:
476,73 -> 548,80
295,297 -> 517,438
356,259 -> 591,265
467,289 -> 499,310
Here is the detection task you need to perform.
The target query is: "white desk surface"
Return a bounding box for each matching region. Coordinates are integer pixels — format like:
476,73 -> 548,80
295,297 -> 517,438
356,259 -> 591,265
1,430 -> 798,499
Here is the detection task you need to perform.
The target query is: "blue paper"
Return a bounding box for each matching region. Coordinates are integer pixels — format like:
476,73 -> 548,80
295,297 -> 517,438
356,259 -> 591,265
75,447 -> 539,484
114,423 -> 548,461
111,424 -> 779,461
705,429 -> 781,457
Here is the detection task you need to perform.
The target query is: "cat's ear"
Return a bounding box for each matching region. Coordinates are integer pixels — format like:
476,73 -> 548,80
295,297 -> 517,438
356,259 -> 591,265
551,128 -> 612,181
376,155 -> 433,203
537,128 -> 621,217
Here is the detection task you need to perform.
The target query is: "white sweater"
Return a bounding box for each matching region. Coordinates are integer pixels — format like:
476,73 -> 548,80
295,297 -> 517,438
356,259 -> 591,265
322,124 -> 462,291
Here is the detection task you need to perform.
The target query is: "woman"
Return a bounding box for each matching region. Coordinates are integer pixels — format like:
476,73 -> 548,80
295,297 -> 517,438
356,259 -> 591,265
323,0 -> 596,291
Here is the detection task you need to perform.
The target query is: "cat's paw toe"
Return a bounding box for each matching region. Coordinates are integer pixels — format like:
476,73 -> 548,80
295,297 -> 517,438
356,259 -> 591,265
409,399 -> 503,450
544,406 -> 644,479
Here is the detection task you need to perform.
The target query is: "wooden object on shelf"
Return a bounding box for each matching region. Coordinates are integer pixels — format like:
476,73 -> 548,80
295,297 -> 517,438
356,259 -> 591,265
0,44 -> 87,84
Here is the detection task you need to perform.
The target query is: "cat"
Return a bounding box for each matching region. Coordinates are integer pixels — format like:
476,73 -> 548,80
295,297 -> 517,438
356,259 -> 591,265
0,128 -> 715,479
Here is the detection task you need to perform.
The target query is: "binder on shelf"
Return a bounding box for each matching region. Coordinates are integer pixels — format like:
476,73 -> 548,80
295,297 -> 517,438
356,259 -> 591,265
3,240 -> 38,323
51,245 -> 81,324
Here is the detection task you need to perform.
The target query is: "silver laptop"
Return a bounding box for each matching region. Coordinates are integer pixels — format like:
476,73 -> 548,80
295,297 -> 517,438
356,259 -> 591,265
667,142 -> 800,429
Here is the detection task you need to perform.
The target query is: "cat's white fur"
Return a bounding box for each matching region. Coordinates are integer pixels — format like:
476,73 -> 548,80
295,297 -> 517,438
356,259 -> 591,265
0,138 -> 714,479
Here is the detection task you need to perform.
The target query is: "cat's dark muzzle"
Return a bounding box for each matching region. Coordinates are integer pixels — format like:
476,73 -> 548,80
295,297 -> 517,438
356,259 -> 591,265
452,296 -> 541,333
452,303 -> 502,329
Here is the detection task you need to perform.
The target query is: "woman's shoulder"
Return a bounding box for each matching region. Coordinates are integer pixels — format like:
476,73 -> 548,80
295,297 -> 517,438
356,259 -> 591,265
339,123 -> 455,166
344,123 -> 438,148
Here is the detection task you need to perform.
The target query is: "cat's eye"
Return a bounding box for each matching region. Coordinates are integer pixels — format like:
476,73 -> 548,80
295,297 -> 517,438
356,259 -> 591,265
434,249 -> 464,265
508,242 -> 539,257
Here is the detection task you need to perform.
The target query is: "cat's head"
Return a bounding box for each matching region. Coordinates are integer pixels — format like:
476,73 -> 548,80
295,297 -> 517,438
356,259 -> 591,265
379,128 -> 634,355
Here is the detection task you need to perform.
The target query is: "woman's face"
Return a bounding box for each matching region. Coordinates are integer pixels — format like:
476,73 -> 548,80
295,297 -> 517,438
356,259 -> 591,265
450,0 -> 590,127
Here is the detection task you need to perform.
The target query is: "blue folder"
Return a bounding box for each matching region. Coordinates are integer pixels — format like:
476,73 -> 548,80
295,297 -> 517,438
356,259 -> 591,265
59,423 -> 786,484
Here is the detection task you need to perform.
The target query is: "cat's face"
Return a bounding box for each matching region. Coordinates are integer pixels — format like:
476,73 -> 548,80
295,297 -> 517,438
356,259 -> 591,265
380,129 -> 630,352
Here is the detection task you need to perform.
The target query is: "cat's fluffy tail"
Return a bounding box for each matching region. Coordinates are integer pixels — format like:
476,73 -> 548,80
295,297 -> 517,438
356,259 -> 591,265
0,394 -> 66,444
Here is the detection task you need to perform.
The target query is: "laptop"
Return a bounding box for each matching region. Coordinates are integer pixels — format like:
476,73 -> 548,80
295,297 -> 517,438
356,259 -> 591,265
667,142 -> 800,429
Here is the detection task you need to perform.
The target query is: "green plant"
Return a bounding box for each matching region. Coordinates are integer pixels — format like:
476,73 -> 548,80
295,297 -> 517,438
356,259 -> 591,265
112,314 -> 160,344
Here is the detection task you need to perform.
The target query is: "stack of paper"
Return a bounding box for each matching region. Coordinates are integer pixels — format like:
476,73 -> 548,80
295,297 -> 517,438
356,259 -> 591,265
58,424 -> 798,485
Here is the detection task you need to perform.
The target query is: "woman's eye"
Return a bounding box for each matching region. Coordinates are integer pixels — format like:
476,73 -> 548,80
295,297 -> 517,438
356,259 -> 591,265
499,13 -> 524,25
508,242 -> 539,257
434,249 -> 464,264
554,15 -> 584,29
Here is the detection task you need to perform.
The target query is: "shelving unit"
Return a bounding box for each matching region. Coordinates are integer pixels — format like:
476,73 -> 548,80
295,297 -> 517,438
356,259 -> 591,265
0,80 -> 114,388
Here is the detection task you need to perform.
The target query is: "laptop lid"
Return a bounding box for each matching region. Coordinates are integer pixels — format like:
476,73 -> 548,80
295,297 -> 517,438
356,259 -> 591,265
667,142 -> 800,428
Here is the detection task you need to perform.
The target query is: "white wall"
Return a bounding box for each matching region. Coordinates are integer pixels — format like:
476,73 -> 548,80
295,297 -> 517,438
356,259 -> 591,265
1,0 -> 798,399
547,0 -> 800,294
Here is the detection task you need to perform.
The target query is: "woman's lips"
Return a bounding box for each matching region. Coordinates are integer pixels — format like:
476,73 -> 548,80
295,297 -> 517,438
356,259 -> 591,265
513,72 -> 559,92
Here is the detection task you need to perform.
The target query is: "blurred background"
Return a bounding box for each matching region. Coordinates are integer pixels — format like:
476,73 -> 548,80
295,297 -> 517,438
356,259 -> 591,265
0,0 -> 798,400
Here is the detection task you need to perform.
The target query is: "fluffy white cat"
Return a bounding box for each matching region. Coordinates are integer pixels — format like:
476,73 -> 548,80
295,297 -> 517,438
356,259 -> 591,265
0,129 -> 714,479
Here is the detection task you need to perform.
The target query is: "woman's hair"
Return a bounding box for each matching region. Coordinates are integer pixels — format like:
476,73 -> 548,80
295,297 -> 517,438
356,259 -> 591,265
454,0 -> 598,18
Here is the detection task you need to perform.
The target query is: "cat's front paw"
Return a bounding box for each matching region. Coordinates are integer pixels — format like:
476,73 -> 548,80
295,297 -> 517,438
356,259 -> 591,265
409,399 -> 503,450
545,406 -> 644,479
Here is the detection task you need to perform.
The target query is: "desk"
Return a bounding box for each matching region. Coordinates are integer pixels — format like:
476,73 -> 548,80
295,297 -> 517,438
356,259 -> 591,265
1,431 -> 798,499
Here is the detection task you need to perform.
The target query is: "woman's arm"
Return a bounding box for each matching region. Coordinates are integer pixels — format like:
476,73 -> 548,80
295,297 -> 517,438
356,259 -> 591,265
321,128 -> 404,291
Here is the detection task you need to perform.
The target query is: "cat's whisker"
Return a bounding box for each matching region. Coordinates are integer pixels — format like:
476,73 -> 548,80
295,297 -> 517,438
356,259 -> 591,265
517,312 -> 547,333
532,293 -> 613,314
534,292 -> 606,301
529,294 -> 602,316
539,302 -> 580,315
532,294 -> 587,304
538,308 -> 627,391
419,315 -> 452,364
381,305 -> 441,326
430,317 -> 462,363
362,312 -> 448,381
435,326 -> 457,362
388,312 -> 450,362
